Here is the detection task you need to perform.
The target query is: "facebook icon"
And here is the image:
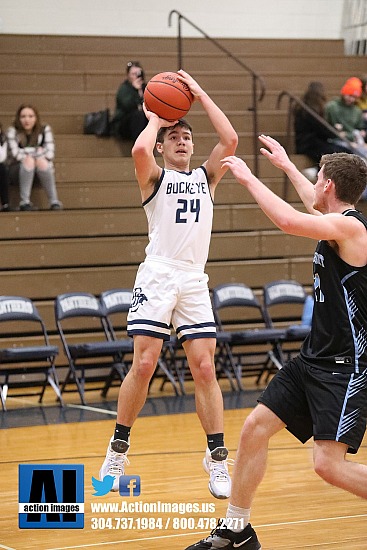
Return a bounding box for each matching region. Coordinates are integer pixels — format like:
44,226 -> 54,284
119,475 -> 141,497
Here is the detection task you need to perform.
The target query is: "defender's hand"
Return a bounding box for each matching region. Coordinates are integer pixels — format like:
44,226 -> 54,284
259,134 -> 291,170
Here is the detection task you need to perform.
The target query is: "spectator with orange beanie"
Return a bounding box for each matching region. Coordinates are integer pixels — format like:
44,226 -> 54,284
294,81 -> 354,178
325,77 -> 366,145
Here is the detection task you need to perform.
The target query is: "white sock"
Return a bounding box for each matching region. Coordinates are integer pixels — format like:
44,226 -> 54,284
226,503 -> 250,532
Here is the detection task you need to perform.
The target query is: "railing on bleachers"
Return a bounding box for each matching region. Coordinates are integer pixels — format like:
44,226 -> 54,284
276,90 -> 356,199
168,9 -> 266,177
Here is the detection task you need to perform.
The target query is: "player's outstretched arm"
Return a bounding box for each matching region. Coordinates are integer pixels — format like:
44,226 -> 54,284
221,154 -> 347,242
132,107 -> 176,197
221,155 -> 302,232
222,154 -> 367,259
259,135 -> 320,215
223,154 -> 367,269
177,69 -> 238,186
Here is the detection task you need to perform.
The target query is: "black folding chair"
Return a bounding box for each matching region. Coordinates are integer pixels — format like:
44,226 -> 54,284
55,292 -> 131,404
212,283 -> 285,388
155,336 -> 186,395
262,279 -> 313,365
99,288 -> 134,396
100,288 -> 183,395
0,296 -> 62,410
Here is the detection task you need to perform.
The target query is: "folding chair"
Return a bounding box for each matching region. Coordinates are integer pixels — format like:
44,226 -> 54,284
262,279 -> 313,364
155,336 -> 186,395
212,283 -> 285,388
99,288 -> 134,396
55,292 -> 131,404
100,288 -> 183,396
0,296 -> 62,411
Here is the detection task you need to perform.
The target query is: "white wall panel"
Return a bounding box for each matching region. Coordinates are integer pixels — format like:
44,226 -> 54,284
0,0 -> 344,39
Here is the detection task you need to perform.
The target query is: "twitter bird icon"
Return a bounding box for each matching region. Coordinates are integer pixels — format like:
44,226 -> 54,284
92,475 -> 115,496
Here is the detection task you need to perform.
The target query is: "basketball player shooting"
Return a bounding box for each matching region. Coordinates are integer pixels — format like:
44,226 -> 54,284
100,69 -> 238,500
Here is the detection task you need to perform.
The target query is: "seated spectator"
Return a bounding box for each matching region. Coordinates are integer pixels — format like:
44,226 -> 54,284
111,61 -> 148,142
325,77 -> 367,148
7,104 -> 63,211
0,124 -> 10,212
294,81 -> 354,181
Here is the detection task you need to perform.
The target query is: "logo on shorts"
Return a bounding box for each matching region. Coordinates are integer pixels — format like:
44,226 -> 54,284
130,287 -> 148,312
335,356 -> 352,364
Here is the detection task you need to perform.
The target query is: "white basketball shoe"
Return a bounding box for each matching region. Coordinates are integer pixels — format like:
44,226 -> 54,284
99,437 -> 130,492
202,446 -> 232,499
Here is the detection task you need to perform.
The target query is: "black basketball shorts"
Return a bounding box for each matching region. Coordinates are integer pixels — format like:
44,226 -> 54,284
258,356 -> 367,453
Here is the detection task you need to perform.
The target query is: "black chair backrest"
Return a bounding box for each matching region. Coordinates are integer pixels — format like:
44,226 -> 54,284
55,292 -> 104,321
212,283 -> 261,311
212,283 -> 265,330
99,289 -> 132,315
262,280 -> 308,328
100,289 -> 132,341
263,280 -> 307,308
0,296 -> 42,323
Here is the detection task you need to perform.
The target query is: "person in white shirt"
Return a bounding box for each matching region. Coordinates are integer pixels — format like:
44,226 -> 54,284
7,104 -> 62,211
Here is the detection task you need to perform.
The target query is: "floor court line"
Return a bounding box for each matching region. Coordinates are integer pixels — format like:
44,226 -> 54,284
0,544 -> 17,550
46,512 -> 367,549
66,404 -> 117,416
5,396 -> 43,406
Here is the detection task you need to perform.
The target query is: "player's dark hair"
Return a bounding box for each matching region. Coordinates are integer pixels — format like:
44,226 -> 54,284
156,119 -> 193,144
320,152 -> 367,204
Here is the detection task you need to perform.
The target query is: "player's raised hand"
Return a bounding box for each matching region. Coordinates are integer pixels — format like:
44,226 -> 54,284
143,104 -> 178,127
176,69 -> 203,100
221,155 -> 254,187
259,134 -> 292,171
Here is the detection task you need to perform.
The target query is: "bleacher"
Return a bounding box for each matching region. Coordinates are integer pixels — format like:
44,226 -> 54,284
0,33 -> 366,396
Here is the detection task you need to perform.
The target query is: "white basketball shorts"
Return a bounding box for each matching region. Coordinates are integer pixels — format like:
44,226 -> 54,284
127,257 -> 216,343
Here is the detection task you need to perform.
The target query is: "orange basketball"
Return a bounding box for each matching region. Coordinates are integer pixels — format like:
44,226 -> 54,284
144,72 -> 194,121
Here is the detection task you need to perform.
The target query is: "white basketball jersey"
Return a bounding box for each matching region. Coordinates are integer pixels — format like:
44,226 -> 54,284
143,167 -> 214,267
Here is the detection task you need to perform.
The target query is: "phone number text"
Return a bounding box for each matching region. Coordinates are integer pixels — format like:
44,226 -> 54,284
91,516 -> 229,530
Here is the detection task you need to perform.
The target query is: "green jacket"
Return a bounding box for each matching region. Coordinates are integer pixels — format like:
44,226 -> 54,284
112,79 -> 145,137
325,96 -> 364,141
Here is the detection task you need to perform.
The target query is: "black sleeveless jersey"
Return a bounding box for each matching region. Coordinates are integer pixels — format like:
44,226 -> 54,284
300,209 -> 367,373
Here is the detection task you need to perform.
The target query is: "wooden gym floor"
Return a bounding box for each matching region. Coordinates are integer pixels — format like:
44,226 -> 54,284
0,379 -> 366,549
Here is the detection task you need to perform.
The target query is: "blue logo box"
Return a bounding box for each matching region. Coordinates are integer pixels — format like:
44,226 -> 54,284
119,475 -> 141,497
19,464 -> 84,529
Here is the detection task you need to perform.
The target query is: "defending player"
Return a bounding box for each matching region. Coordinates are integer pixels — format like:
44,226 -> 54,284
100,70 -> 238,499
185,135 -> 367,549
